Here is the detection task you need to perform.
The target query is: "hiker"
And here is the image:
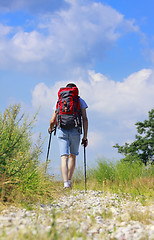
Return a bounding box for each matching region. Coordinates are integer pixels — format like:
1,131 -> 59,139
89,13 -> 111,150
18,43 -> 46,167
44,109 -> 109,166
49,83 -> 88,188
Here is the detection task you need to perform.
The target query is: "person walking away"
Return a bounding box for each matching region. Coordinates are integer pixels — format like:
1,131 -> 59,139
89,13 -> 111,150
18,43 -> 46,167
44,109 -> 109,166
49,83 -> 88,188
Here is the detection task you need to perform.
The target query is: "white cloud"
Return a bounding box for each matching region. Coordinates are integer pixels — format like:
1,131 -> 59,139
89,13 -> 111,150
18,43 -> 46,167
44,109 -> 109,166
0,0 -> 138,73
32,68 -> 154,120
11,31 -> 53,62
32,81 -> 68,117
0,24 -> 12,36
86,68 -> 154,118
40,0 -> 138,64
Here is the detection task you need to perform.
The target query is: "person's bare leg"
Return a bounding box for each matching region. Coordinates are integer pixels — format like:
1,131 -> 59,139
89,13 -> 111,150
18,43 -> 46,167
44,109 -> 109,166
61,155 -> 69,187
68,154 -> 76,181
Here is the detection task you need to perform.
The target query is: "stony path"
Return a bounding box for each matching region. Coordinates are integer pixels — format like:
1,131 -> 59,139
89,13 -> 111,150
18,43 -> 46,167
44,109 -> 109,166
0,190 -> 153,239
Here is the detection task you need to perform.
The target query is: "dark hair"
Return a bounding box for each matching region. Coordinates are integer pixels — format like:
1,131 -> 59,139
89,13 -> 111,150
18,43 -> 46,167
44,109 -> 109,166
66,83 -> 77,88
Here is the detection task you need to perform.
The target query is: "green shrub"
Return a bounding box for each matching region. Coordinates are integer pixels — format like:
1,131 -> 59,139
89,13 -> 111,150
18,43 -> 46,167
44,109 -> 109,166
0,104 -> 49,203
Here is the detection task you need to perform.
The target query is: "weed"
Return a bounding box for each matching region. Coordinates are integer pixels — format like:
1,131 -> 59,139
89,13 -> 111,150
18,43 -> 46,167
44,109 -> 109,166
100,209 -> 113,220
129,209 -> 153,224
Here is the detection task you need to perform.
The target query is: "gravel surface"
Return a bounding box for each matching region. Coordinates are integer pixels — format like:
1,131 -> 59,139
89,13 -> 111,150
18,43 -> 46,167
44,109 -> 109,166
0,190 -> 153,239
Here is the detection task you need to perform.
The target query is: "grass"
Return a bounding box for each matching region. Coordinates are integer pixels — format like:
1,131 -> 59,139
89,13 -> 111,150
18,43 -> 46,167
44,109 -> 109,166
77,159 -> 154,203
100,209 -> 113,220
129,209 -> 153,224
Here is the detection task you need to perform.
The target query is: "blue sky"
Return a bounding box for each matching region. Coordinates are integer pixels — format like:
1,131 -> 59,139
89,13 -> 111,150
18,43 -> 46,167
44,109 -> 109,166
0,0 -> 154,176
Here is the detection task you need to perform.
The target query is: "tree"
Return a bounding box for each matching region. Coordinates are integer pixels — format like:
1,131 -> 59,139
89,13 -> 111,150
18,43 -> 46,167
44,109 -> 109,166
114,109 -> 154,165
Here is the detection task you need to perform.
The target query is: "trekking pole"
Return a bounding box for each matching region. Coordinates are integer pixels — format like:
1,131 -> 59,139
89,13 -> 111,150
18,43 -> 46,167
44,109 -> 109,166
82,139 -> 87,193
45,126 -> 56,173
84,144 -> 87,193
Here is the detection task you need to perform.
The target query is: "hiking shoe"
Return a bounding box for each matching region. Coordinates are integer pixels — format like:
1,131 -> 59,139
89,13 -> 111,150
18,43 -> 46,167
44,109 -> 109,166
63,186 -> 70,191
68,183 -> 72,189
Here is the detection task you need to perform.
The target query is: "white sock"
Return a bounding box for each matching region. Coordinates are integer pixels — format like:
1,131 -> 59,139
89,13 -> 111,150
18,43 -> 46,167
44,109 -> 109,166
64,181 -> 69,188
68,179 -> 71,186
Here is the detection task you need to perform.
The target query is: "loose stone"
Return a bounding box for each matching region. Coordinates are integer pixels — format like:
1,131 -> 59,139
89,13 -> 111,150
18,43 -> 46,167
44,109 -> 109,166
0,190 -> 153,240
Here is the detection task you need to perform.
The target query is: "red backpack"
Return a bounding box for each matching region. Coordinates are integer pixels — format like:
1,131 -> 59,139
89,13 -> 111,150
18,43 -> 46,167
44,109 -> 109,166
56,87 -> 82,129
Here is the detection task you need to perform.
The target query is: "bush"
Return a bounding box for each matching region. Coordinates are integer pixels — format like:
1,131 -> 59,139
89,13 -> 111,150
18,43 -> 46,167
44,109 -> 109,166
0,104 -> 50,203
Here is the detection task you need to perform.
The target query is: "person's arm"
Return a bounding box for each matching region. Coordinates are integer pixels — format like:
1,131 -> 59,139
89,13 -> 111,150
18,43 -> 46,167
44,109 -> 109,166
49,110 -> 57,133
81,108 -> 88,147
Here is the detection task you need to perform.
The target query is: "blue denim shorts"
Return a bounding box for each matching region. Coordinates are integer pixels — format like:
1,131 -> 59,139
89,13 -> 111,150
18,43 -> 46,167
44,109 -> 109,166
57,127 -> 81,156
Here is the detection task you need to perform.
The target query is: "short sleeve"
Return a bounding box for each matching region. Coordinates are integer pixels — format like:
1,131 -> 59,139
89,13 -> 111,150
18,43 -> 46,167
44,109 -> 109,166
79,97 -> 88,109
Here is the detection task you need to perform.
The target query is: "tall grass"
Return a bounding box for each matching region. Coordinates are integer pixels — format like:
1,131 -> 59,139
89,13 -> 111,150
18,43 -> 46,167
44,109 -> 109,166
92,158 -> 153,183
91,158 -> 153,201
0,104 -> 58,205
73,158 -> 154,202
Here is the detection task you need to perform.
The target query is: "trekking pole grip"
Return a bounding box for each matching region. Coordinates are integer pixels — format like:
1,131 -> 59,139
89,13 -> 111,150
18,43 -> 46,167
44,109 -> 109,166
81,138 -> 87,147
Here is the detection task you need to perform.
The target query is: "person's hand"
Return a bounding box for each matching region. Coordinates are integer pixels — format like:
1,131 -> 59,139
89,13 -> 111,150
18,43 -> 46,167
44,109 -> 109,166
81,138 -> 88,147
48,127 -> 52,134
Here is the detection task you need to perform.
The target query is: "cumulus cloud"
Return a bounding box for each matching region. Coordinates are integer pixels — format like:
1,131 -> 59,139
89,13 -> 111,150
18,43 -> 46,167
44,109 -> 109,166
87,68 -> 154,118
0,0 -> 138,74
32,81 -> 68,119
0,23 -> 12,36
32,68 -> 154,120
